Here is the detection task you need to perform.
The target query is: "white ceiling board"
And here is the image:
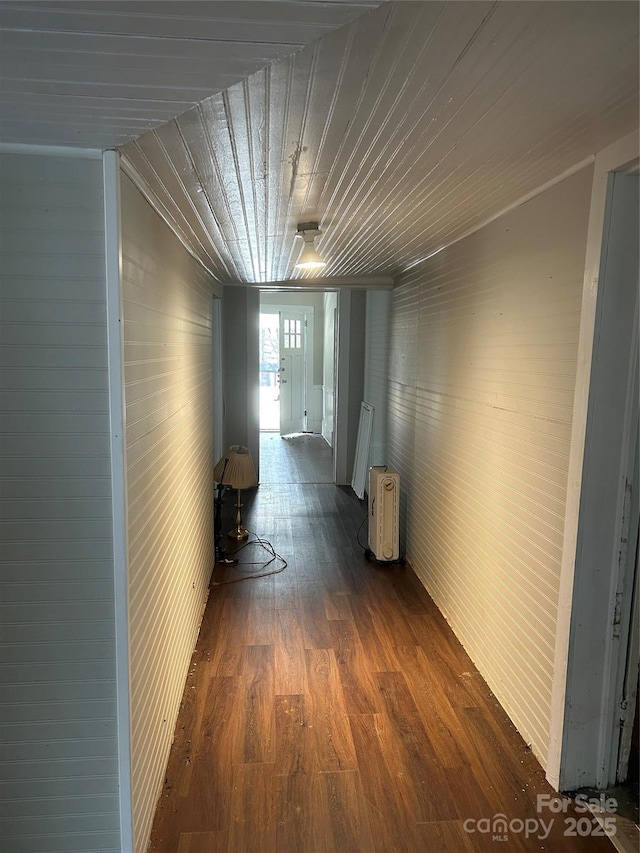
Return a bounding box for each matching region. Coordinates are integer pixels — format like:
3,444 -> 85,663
121,0 -> 639,283
0,0 -> 383,148
2,0 -> 637,283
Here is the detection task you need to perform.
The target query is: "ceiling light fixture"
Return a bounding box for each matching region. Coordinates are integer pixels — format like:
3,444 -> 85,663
294,222 -> 326,270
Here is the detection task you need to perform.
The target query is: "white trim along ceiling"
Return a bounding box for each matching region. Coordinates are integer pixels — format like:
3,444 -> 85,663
0,1 -> 638,285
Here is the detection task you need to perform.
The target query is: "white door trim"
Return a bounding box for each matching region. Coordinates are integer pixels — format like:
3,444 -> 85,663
103,150 -> 134,851
547,130 -> 639,791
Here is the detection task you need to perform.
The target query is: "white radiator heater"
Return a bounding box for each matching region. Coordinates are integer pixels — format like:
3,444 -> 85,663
368,467 -> 400,562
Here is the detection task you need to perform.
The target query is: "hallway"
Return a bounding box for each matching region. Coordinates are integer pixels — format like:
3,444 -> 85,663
148,438 -> 614,853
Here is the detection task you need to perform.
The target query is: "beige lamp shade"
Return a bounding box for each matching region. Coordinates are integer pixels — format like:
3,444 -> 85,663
214,445 -> 257,490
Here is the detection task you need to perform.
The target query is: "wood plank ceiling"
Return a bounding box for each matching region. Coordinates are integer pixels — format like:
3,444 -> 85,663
1,1 -> 638,285
0,0 -> 382,147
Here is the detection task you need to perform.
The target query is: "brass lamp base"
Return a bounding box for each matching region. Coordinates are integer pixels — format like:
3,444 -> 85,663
228,525 -> 249,541
228,489 -> 249,540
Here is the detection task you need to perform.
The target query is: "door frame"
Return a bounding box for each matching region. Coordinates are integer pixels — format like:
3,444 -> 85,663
547,131 -> 639,791
258,302 -> 316,435
103,149 -> 135,852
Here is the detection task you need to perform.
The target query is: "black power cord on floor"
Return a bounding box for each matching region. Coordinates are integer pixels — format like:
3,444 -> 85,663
211,531 -> 288,587
356,511 -> 369,552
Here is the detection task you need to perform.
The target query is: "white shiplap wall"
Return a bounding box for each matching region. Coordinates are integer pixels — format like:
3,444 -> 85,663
120,175 -> 216,853
386,166 -> 594,766
0,153 -> 120,851
364,291 -> 391,468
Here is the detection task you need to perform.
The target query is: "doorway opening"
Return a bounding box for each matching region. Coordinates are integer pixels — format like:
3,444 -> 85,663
259,300 -> 319,438
256,289 -> 363,488
259,312 -> 280,431
259,294 -> 335,486
259,308 -> 310,435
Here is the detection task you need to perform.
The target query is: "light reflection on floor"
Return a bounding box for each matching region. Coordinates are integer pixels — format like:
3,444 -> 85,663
259,431 -> 333,485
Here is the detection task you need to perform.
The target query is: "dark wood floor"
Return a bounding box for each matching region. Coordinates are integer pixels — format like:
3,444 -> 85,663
149,441 -> 615,852
259,431 -> 334,484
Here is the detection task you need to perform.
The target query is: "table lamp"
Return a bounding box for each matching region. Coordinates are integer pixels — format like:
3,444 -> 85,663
213,445 -> 258,540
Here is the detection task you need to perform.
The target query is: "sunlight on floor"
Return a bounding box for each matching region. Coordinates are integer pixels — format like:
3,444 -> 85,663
259,431 -> 333,484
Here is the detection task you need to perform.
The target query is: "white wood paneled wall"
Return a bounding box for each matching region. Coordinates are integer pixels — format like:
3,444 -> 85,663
0,153 -> 120,851
120,175 -> 216,853
364,291 -> 391,468
386,166 -> 594,766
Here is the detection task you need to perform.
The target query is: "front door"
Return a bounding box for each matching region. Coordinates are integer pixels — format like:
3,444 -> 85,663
279,310 -> 306,436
